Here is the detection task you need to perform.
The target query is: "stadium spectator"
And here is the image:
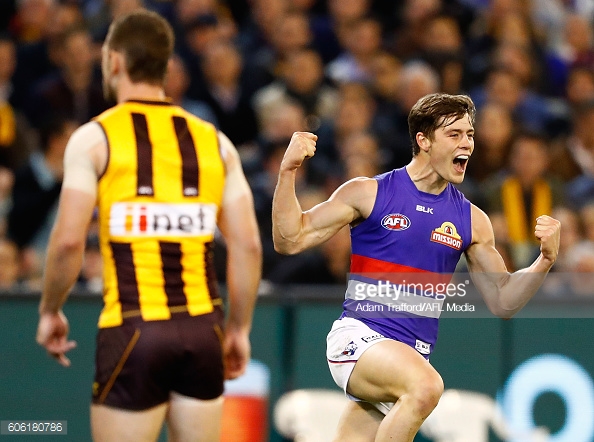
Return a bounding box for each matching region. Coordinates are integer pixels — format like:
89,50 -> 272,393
564,240 -> 594,297
236,0 -> 288,66
485,132 -> 564,269
308,0 -> 372,64
418,14 -> 465,94
252,47 -> 338,133
178,12 -> 224,101
24,25 -> 109,129
7,117 -> 76,253
471,67 -> 556,135
388,0 -> 442,60
245,10 -> 314,94
550,99 -> 594,207
315,82 -> 376,186
565,66 -> 594,108
340,131 -> 382,180
326,16 -> 383,85
10,0 -> 84,110
200,40 -> 259,148
557,14 -> 594,71
164,53 -> 218,125
466,101 -> 515,185
0,34 -> 35,171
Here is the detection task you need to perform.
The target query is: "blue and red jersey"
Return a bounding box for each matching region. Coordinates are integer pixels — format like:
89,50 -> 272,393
341,167 -> 472,357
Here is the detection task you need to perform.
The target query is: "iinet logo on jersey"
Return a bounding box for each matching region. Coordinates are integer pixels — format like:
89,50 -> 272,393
109,202 -> 217,237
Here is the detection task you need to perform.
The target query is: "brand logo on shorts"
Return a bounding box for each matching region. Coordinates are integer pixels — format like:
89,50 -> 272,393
381,213 -> 411,231
361,333 -> 384,343
341,341 -> 358,357
430,222 -> 462,250
415,339 -> 431,355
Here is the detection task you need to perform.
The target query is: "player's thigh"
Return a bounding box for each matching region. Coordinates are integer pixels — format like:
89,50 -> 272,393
347,339 -> 443,404
90,403 -> 167,442
166,393 -> 224,442
332,400 -> 383,442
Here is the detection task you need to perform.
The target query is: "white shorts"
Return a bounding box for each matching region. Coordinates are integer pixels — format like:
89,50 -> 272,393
326,317 -> 394,415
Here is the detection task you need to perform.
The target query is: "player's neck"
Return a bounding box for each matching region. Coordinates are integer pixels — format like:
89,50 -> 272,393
117,81 -> 166,104
406,158 -> 448,195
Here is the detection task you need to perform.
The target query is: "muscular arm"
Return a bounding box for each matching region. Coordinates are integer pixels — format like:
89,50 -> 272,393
465,205 -> 560,318
39,122 -> 105,313
37,122 -> 106,366
272,132 -> 376,255
217,132 -> 262,378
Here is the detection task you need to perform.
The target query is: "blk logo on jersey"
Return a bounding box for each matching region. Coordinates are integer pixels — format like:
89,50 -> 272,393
416,204 -> 433,214
381,213 -> 411,231
430,221 -> 462,250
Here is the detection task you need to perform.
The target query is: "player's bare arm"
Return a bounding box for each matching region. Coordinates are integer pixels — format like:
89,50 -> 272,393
217,132 -> 262,379
465,204 -> 561,318
36,122 -> 106,366
272,132 -> 377,255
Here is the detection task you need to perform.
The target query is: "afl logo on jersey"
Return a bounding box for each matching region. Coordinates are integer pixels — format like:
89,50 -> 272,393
381,213 -> 411,231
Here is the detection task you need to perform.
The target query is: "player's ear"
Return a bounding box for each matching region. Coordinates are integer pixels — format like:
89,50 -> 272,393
416,132 -> 431,152
109,50 -> 125,77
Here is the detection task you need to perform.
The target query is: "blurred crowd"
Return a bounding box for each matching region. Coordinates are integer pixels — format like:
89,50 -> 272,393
0,0 -> 592,297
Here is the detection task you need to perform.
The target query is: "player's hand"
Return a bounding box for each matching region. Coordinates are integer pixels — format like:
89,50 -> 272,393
279,132 -> 318,172
535,215 -> 561,264
222,327 -> 250,380
36,311 -> 77,367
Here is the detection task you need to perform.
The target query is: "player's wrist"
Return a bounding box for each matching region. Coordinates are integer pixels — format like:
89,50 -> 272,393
279,163 -> 300,174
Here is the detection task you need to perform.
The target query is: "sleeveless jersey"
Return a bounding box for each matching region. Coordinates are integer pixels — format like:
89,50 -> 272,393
341,167 -> 472,357
94,100 -> 225,328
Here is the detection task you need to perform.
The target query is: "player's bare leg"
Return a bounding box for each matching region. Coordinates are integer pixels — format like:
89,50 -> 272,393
91,403 -> 167,442
332,400 -> 383,442
346,340 -> 443,442
166,393 -> 223,442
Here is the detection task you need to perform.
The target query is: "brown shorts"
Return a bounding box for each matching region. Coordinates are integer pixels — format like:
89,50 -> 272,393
92,309 -> 224,410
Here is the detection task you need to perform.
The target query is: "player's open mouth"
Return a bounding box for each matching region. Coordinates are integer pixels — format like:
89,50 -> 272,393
453,155 -> 469,173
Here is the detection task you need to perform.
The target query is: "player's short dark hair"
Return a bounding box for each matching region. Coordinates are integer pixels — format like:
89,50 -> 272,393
105,9 -> 174,85
408,93 -> 476,156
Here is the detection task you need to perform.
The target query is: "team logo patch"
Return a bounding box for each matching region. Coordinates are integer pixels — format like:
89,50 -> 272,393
381,213 -> 411,231
430,222 -> 462,250
341,341 -> 358,357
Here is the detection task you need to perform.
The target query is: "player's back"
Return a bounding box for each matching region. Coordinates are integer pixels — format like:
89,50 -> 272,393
94,99 -> 225,328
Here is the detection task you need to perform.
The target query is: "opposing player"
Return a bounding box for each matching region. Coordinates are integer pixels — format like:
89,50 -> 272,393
272,93 -> 560,441
36,10 -> 261,442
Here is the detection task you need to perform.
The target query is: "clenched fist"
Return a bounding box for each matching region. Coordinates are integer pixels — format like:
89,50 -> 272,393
280,132 -> 318,172
535,215 -> 561,264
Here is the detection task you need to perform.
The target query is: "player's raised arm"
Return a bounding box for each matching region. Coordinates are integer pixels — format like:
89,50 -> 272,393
465,204 -> 561,318
217,132 -> 262,379
272,132 -> 376,255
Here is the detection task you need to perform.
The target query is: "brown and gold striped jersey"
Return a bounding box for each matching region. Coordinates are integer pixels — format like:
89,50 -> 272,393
94,99 -> 225,328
